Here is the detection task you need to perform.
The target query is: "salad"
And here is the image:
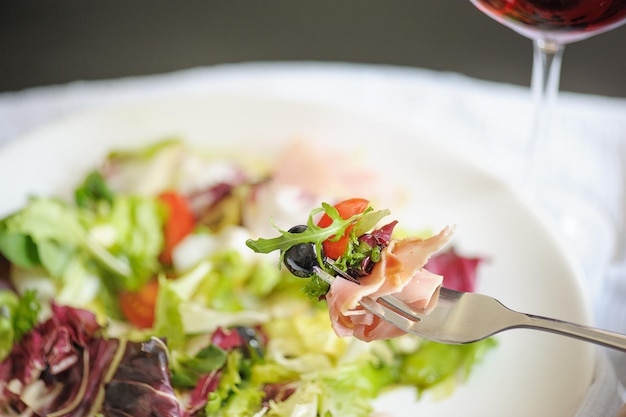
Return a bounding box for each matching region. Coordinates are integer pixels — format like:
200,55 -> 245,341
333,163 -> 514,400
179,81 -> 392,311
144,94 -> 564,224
246,198 -> 454,342
0,139 -> 495,417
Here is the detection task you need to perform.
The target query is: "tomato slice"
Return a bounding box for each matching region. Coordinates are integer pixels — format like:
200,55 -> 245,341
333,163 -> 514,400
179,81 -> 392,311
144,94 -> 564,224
158,191 -> 196,265
317,198 -> 369,259
119,279 -> 159,329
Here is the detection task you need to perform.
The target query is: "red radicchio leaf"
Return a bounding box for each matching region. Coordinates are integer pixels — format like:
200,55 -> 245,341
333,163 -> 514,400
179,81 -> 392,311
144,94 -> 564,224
182,370 -> 221,417
211,326 -> 267,359
210,327 -> 244,350
187,169 -> 247,221
263,383 -> 296,406
103,337 -> 181,417
0,303 -> 119,417
359,221 -> 398,248
425,247 -> 485,293
350,221 -> 399,277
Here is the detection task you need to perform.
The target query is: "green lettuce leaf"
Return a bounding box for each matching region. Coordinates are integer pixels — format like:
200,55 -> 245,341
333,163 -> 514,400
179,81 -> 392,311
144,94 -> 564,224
103,138 -> 185,195
0,289 -> 41,361
170,344 -> 228,388
206,349 -> 264,416
74,170 -> 114,210
0,198 -> 131,280
0,190 -> 165,298
152,274 -> 185,350
398,338 -> 497,394
101,195 -> 164,289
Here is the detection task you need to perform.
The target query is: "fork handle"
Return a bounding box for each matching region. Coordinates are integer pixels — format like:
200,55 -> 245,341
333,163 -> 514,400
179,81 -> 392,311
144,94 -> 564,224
519,313 -> 626,352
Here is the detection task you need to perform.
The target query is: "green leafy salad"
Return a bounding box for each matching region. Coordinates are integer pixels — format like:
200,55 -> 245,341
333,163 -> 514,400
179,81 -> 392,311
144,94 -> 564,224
0,139 -> 495,417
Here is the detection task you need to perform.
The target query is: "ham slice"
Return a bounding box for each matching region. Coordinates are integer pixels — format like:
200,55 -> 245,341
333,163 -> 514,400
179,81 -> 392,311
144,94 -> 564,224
325,226 -> 454,342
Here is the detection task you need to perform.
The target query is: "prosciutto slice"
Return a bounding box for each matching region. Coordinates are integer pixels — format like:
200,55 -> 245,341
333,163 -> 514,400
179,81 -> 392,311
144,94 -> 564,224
325,226 -> 454,342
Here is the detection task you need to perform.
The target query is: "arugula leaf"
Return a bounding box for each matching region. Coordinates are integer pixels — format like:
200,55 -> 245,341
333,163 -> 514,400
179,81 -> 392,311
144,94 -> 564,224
246,202 -> 391,299
246,204 -> 349,254
246,203 -> 389,260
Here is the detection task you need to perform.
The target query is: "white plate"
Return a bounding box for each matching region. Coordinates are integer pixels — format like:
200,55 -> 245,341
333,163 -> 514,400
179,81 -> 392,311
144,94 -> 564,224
0,92 -> 594,417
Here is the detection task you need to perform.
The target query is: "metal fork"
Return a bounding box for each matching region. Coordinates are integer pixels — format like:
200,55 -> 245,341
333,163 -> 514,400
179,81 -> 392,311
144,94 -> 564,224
314,267 -> 626,352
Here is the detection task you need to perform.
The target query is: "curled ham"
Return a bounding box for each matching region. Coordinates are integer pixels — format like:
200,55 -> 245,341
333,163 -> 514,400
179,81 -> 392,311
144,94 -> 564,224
325,226 -> 454,342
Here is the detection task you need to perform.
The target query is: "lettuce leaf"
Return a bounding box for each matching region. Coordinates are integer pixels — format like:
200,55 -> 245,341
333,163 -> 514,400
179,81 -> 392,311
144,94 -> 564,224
152,274 -> 186,350
206,349 -> 262,416
74,170 -> 114,210
398,339 -> 497,394
103,138 -> 185,195
102,195 -> 164,289
0,198 -> 130,279
0,289 -> 40,361
171,344 -> 228,389
0,191 -> 165,301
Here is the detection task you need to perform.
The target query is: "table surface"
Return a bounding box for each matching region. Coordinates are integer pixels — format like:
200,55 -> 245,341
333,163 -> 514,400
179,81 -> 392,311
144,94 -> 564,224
2,0 -> 626,98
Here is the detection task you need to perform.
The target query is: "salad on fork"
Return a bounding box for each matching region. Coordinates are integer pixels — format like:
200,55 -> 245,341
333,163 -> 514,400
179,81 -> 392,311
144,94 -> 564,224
246,198 -> 458,342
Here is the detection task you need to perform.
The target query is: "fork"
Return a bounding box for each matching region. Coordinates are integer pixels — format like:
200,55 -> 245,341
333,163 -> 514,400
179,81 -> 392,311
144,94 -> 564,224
313,267 -> 626,352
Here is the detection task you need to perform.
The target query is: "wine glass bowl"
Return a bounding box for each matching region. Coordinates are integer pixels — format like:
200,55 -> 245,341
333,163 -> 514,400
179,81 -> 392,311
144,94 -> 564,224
470,0 -> 626,43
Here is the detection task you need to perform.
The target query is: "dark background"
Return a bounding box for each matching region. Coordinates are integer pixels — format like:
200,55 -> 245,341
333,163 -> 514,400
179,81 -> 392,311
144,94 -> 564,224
1,0 -> 626,97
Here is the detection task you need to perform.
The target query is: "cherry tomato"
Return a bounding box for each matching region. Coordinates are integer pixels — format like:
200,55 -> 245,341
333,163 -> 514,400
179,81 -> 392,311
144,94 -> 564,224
119,279 -> 159,329
158,191 -> 195,265
317,198 -> 369,259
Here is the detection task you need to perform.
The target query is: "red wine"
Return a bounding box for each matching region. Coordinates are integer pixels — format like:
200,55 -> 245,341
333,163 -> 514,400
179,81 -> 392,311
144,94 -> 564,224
471,0 -> 626,43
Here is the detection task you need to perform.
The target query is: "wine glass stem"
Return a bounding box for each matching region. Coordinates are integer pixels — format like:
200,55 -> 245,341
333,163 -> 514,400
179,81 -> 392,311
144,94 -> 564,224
527,39 -> 565,185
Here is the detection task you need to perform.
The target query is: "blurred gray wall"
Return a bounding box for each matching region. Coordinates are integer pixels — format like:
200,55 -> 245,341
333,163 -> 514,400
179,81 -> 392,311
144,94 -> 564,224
1,0 -> 625,97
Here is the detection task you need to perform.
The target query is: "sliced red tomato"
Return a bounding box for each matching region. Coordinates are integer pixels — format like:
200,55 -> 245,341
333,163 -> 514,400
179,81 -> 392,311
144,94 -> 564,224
158,191 -> 196,265
119,279 -> 159,329
317,198 -> 369,259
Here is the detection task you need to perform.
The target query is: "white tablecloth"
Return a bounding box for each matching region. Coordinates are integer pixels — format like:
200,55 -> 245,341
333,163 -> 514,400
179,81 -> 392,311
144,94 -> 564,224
1,62 -> 625,416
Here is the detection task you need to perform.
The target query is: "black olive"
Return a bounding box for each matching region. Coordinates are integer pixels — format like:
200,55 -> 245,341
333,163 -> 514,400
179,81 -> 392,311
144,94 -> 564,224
288,224 -> 307,234
283,225 -> 320,278
284,243 -> 319,278
235,326 -> 264,359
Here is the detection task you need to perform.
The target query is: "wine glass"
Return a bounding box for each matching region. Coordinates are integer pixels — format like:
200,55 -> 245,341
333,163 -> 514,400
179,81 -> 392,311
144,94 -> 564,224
469,0 -> 626,169
468,0 -> 626,292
